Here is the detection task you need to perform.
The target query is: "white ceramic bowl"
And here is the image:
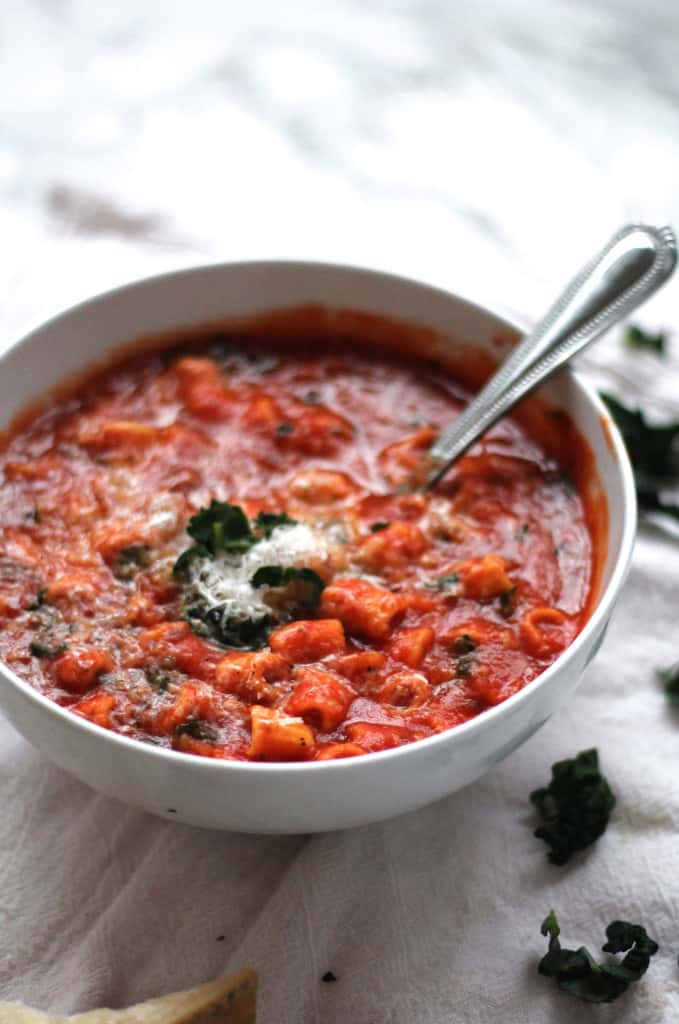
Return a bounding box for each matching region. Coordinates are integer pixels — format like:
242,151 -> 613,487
0,262 -> 636,833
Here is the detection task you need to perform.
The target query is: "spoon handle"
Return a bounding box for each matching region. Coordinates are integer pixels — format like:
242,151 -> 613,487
425,223 -> 677,488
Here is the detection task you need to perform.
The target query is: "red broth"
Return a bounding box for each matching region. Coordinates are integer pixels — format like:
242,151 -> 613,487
0,316 -> 602,761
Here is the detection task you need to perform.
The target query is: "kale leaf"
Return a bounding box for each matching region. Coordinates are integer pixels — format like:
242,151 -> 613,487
175,719 -> 218,741
252,511 -> 298,537
530,748 -> 615,865
186,500 -> 254,555
658,662 -> 679,705
30,640 -> 68,659
114,543 -> 151,581
624,324 -> 668,355
426,573 -> 462,596
251,566 -> 325,607
600,393 -> 679,528
539,910 -> 658,1003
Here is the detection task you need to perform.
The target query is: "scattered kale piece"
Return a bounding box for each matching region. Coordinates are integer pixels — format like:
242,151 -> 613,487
175,719 -> 217,742
601,393 -> 679,528
636,485 -> 679,524
114,544 -> 151,581
253,511 -> 297,537
601,393 -> 679,479
251,566 -> 325,607
658,662 -> 679,705
530,749 -> 615,865
30,640 -> 68,659
624,324 -> 667,355
539,910 -> 658,1004
321,971 -> 337,983
276,422 -> 295,436
370,521 -> 390,533
304,390 -> 322,404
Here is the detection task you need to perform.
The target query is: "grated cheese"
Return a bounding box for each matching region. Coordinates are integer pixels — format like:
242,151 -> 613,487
187,522 -> 328,626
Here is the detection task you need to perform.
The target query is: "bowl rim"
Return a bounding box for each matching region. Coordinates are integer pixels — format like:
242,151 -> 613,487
0,258 -> 638,776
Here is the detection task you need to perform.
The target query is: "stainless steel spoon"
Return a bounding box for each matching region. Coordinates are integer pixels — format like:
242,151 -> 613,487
424,223 -> 677,489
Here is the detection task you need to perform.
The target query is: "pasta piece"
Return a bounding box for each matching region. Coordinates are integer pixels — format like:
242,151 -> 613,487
73,692 -> 116,728
269,619 -> 346,663
175,356 -> 234,421
378,670 -> 430,710
214,651 -> 288,704
285,667 -> 355,731
455,554 -> 513,601
520,606 -> 569,659
248,706 -> 315,761
288,469 -> 356,505
315,742 -> 365,760
277,408 -> 352,456
146,681 -> 203,735
139,621 -> 217,679
387,626 -> 435,668
356,521 -> 427,571
346,721 -> 413,753
320,578 -> 404,642
331,650 -> 385,681
53,646 -> 114,694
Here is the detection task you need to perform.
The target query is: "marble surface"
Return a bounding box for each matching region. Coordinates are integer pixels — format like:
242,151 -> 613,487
1,2 -> 679,1022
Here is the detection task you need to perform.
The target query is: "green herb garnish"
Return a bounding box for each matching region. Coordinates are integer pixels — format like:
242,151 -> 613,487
601,392 -> 679,528
174,503 -> 320,649
370,521 -> 390,533
499,586 -> 517,617
176,719 -> 217,742
251,566 -> 324,607
530,748 -> 615,865
624,324 -> 667,355
658,662 -> 679,705
253,511 -> 297,537
30,640 -> 68,659
114,544 -> 151,580
427,573 -> 461,595
539,910 -> 658,1004
276,422 -> 294,436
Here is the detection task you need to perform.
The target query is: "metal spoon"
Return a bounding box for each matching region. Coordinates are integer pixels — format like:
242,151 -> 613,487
424,223 -> 677,489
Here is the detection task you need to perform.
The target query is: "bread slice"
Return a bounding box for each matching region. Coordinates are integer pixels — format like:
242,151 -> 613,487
0,968 -> 257,1024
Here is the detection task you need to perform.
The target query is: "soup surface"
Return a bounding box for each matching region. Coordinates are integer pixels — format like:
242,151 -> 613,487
0,320 -> 598,761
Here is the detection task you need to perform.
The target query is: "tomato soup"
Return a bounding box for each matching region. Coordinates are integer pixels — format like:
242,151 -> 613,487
0,319 -> 599,761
